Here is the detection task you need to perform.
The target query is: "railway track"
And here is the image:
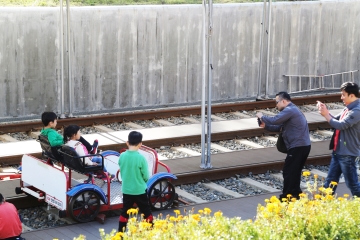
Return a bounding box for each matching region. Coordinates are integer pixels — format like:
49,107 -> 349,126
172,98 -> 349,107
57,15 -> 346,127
0,93 -> 345,228
0,94 -> 340,134
0,94 -> 343,167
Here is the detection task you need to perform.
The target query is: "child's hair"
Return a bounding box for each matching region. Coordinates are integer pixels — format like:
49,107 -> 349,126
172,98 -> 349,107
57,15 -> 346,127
41,112 -> 58,126
63,125 -> 80,143
128,131 -> 143,146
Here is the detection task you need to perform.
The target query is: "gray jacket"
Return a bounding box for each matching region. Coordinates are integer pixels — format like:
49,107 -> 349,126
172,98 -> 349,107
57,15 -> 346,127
261,102 -> 311,150
329,99 -> 360,156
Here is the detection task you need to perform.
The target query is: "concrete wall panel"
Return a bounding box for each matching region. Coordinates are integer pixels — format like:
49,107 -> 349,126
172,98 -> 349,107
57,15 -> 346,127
0,1 -> 359,118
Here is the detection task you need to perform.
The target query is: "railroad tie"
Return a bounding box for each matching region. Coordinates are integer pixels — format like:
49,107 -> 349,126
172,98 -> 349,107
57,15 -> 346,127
260,136 -> 277,143
315,130 -> 334,137
303,104 -> 319,111
175,187 -> 207,204
210,143 -> 233,153
238,177 -> 279,193
202,182 -> 244,198
171,147 -> 201,156
28,131 -> 40,139
182,117 -> 200,124
230,111 -> 251,118
210,115 -> 226,121
271,173 -> 307,189
152,119 -> 175,126
310,169 -> 345,183
93,125 -> 114,132
124,122 -> 145,129
235,139 -> 263,149
0,134 -> 18,142
258,110 -> 277,116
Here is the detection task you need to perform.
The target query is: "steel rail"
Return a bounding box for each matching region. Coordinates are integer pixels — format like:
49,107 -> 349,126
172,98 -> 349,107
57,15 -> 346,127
6,195 -> 46,209
0,94 -> 340,134
173,155 -> 331,185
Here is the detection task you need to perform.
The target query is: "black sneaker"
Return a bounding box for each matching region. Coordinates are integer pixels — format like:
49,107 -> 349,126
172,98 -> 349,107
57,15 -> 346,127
91,139 -> 99,154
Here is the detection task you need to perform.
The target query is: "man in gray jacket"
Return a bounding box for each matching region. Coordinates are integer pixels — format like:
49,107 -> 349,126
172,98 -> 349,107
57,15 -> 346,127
317,82 -> 360,197
256,92 -> 311,200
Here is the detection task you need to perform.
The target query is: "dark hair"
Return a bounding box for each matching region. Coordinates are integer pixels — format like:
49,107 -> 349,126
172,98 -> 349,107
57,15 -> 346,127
41,112 -> 58,126
63,125 -> 80,143
276,91 -> 291,101
128,131 -> 143,146
340,82 -> 359,97
0,193 -> 3,203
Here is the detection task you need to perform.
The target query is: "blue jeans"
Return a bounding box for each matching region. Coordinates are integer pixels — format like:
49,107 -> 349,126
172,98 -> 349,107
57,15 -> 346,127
92,156 -> 107,172
325,153 -> 360,197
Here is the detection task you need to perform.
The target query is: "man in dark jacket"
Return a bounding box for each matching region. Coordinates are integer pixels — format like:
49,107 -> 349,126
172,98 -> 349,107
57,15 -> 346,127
256,92 -> 311,200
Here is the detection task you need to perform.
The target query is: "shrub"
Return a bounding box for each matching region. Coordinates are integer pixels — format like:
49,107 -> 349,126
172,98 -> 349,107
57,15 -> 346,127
74,171 -> 360,239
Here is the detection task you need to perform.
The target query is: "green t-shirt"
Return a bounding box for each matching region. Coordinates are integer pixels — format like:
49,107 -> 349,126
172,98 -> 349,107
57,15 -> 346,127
118,150 -> 149,195
40,128 -> 63,146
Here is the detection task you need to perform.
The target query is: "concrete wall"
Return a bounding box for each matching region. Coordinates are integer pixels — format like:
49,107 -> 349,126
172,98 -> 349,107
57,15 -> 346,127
0,1 -> 359,118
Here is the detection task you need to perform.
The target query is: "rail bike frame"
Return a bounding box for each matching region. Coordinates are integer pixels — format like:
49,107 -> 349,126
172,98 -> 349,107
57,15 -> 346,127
17,137 -> 177,223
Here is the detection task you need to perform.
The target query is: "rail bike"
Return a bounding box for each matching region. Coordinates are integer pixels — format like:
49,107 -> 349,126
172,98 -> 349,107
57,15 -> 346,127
15,135 -> 177,223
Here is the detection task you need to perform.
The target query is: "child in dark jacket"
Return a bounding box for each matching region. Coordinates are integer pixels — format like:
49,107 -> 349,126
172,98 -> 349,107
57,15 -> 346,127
117,131 -> 153,232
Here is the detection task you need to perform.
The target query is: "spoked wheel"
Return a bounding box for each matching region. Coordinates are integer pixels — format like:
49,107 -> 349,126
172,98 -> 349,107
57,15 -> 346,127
148,179 -> 176,210
68,190 -> 101,222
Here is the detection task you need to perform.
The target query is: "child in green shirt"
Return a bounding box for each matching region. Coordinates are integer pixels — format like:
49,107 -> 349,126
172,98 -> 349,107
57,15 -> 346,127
118,131 -> 153,232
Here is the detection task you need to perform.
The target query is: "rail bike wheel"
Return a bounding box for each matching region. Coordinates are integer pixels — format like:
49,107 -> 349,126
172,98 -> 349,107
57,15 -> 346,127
68,190 -> 101,223
148,179 -> 176,210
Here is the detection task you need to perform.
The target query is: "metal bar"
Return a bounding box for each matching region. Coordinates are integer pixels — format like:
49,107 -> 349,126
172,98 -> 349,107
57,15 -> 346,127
309,77 -> 312,90
66,0 -> 73,118
299,76 -> 301,92
289,76 -> 291,93
331,75 -> 334,88
342,73 -> 344,83
265,0 -> 272,99
200,0 -> 207,169
351,72 -> 354,82
59,0 -> 65,119
257,0 -> 267,99
206,0 -> 213,169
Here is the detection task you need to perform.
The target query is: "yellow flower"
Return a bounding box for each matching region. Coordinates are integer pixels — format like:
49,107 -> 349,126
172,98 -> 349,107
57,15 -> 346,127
281,198 -> 288,202
313,174 -> 318,179
204,208 -> 212,214
214,211 -> 223,217
265,199 -> 269,203
314,194 -> 321,200
192,214 -> 201,221
198,210 -> 204,214
174,210 -> 180,215
270,196 -> 279,203
291,198 -> 297,202
330,181 -> 338,186
344,194 -> 349,198
302,171 -> 311,177
169,216 -> 176,222
286,194 -> 292,198
127,208 -> 138,215
299,193 -> 307,198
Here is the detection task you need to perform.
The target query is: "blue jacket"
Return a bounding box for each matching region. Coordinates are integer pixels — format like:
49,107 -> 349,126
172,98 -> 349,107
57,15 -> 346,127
261,102 -> 311,150
329,99 -> 360,157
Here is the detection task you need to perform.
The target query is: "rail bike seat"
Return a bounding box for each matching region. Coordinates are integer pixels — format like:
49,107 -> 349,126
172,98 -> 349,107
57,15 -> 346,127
37,134 -> 63,164
59,145 -> 104,174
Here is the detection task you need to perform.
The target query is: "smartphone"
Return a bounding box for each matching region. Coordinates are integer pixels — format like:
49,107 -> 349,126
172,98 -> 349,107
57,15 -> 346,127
257,118 -> 262,126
